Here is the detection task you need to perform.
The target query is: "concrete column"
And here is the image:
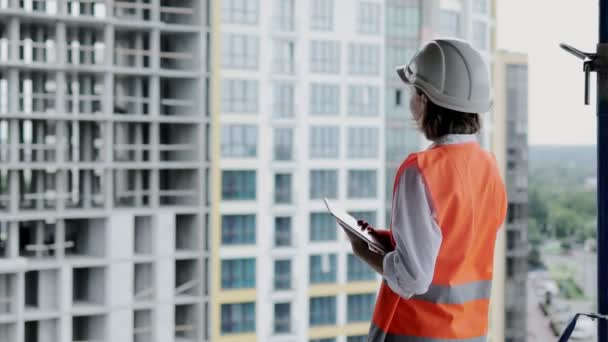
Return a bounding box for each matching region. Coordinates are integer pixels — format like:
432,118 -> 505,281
59,266 -> 72,342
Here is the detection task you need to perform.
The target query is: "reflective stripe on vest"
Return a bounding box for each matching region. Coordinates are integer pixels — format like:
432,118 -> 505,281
369,323 -> 488,342
382,279 -> 492,304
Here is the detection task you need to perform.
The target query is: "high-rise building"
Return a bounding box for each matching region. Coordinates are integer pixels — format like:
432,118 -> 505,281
492,50 -> 529,342
214,0 -> 386,341
0,1 -> 214,341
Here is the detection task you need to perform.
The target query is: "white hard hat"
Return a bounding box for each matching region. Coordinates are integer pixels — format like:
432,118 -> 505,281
396,39 -> 492,114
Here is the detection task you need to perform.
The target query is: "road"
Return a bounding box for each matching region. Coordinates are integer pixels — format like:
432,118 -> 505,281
527,275 -> 559,341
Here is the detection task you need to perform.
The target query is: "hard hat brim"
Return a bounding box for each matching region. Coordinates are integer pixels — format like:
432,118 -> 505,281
396,65 -> 412,84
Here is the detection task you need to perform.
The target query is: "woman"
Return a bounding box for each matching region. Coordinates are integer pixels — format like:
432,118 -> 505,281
344,39 -> 508,342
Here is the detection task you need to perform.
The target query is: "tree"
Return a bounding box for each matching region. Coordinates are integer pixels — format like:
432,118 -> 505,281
553,209 -> 584,239
529,189 -> 549,225
528,218 -> 543,246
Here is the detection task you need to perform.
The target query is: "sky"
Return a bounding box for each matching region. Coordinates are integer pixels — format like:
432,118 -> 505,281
496,0 -> 599,145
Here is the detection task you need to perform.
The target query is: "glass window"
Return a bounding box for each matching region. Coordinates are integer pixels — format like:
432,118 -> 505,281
310,40 -> 340,74
310,170 -> 338,199
274,302 -> 291,333
348,211 -> 377,225
274,173 -> 292,204
275,217 -> 292,246
222,80 -> 258,113
347,293 -> 375,322
310,0 -> 334,31
221,258 -> 256,289
221,302 -> 255,334
222,170 -> 256,200
348,127 -> 379,159
221,214 -> 256,245
386,126 -> 419,160
274,259 -> 291,289
274,128 -> 293,161
309,296 -> 336,326
310,212 -> 337,241
440,10 -> 461,37
473,0 -> 488,13
348,43 -> 380,75
310,126 -> 339,159
386,2 -> 421,38
310,83 -> 340,115
222,34 -> 258,69
357,1 -> 381,34
310,254 -> 337,284
221,124 -> 257,157
274,0 -> 295,31
273,82 -> 294,118
386,45 -> 418,76
348,86 -> 379,116
348,170 -> 377,198
473,21 -> 488,51
347,253 -> 376,281
221,0 -> 258,24
273,40 -> 295,74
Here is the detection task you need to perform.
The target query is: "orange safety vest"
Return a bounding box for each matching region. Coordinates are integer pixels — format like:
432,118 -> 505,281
369,142 -> 508,342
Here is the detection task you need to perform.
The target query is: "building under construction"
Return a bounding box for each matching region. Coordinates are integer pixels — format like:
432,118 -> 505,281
0,1 -> 212,341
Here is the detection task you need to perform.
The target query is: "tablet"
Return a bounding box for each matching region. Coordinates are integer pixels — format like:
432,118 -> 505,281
323,198 -> 388,256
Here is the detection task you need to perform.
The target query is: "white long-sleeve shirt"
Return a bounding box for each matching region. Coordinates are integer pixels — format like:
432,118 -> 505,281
382,134 -> 478,299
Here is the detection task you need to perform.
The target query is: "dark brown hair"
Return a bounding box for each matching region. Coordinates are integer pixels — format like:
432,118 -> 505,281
416,89 -> 481,141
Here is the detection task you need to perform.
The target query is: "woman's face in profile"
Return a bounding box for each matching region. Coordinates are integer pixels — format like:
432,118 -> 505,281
409,86 -> 425,122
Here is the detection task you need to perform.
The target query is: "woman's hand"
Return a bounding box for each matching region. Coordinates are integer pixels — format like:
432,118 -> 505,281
342,222 -> 386,275
358,220 -> 394,252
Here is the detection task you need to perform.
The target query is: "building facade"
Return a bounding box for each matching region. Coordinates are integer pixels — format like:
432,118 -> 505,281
214,0 -> 386,341
493,50 -> 529,342
0,1 -> 213,341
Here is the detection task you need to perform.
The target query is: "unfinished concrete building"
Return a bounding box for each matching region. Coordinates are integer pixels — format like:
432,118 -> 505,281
0,1 -> 212,341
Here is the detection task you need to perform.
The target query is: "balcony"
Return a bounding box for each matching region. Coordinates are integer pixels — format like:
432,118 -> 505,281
160,78 -> 200,117
113,122 -> 151,162
175,214 -> 199,253
72,314 -> 106,342
19,220 -> 58,259
24,319 -> 59,342
113,169 -> 151,207
114,29 -> 151,69
67,0 -> 107,19
113,0 -> 152,22
159,169 -> 199,206
160,32 -> 199,72
175,304 -> 199,342
160,123 -> 199,162
0,273 -> 17,316
64,218 -> 106,258
25,269 -> 59,313
19,170 -> 59,211
134,215 -> 154,256
72,267 -> 106,308
160,0 -> 202,27
134,262 -> 154,302
114,76 -> 151,115
134,309 -> 152,342
175,259 -> 200,299
65,74 -> 104,115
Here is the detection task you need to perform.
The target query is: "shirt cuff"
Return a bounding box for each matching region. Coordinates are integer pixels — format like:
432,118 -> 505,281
382,251 -> 413,300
